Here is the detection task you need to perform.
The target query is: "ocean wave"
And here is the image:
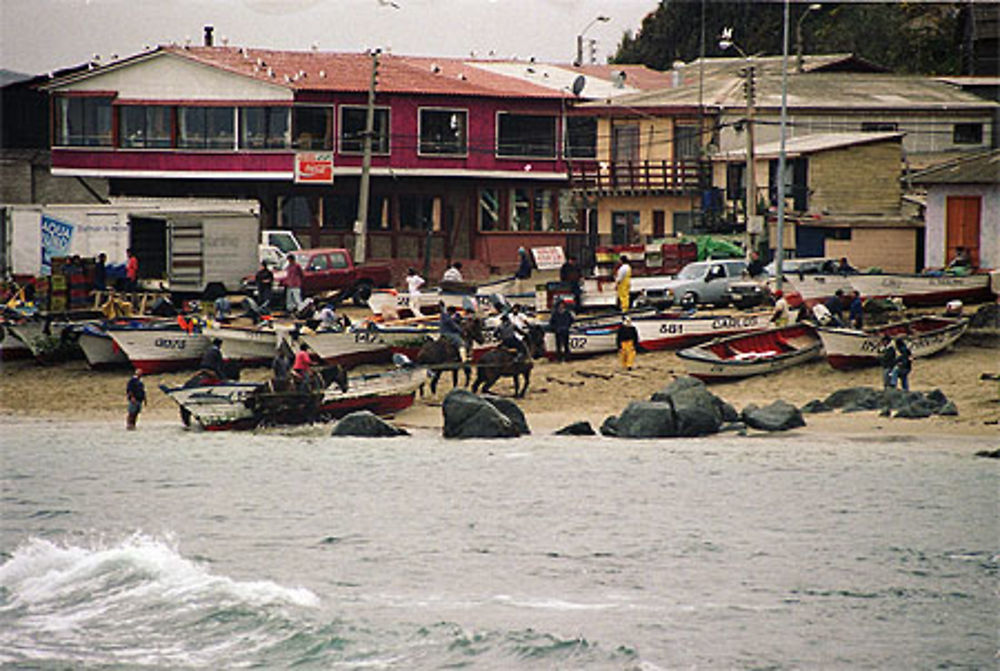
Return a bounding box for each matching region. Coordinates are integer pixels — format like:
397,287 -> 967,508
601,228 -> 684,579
0,532 -> 319,666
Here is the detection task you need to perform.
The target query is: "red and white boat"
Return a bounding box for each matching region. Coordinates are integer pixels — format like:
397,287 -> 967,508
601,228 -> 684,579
846,273 -> 993,306
160,364 -> 426,431
677,324 -> 822,381
543,310 -> 772,359
817,316 -> 968,370
782,274 -> 854,307
77,323 -> 130,368
203,321 -> 286,366
108,324 -> 211,374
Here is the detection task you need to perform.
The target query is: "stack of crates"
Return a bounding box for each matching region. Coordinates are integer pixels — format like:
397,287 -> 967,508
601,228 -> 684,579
661,242 -> 698,275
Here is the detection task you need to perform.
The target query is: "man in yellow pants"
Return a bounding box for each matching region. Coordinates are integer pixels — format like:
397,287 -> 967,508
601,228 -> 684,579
615,254 -> 632,312
616,316 -> 639,370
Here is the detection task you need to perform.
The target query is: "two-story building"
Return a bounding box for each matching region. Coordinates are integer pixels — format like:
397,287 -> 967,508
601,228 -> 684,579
38,34 -> 670,280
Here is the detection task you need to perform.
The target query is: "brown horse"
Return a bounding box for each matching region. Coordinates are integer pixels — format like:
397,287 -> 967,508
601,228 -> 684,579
472,324 -> 545,398
416,316 -> 485,394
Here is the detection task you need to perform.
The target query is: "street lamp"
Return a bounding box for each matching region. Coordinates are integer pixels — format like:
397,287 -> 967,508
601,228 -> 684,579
719,28 -> 757,261
796,3 -> 822,73
575,15 -> 610,66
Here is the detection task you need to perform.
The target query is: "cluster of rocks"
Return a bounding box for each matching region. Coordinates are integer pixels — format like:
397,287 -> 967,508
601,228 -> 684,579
969,303 -> 1000,330
441,389 -> 530,438
801,386 -> 958,419
330,410 -> 410,437
597,376 -> 804,438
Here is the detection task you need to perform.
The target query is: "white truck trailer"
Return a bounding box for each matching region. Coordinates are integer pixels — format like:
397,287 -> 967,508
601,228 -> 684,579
1,199 -> 260,297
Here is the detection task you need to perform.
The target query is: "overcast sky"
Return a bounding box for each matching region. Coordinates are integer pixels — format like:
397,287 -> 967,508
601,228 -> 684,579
1,0 -> 655,76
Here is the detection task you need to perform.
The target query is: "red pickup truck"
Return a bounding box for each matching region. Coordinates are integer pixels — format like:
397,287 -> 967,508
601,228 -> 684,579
244,248 -> 392,305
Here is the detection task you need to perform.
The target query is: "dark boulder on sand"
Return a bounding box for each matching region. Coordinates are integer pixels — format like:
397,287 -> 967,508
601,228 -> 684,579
482,394 -> 530,435
741,400 -> 806,432
330,410 -> 409,437
615,401 -> 677,438
555,420 -> 596,436
442,389 -> 522,439
801,399 -> 832,413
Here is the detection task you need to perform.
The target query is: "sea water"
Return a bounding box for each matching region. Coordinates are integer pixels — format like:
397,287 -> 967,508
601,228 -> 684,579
1,418 -> 996,669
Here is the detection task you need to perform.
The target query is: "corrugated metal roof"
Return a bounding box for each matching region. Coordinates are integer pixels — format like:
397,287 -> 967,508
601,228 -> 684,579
909,149 -> 1000,185
717,132 -> 903,160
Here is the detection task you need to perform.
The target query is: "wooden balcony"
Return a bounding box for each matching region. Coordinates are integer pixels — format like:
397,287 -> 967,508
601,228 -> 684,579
569,160 -> 708,196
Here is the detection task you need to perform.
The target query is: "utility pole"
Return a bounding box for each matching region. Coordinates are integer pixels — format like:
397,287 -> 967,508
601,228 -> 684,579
742,63 -> 757,259
354,49 -> 379,264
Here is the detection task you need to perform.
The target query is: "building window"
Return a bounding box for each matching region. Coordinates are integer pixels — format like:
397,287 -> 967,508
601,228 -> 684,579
612,211 -> 641,244
294,106 -> 332,149
340,106 -> 389,154
479,189 -> 500,231
239,107 -> 290,149
419,108 -> 467,155
118,106 -> 171,148
861,121 -> 898,132
558,190 -> 580,231
497,113 -> 556,158
566,117 -> 597,159
726,163 -> 745,201
322,194 -> 355,230
399,195 -> 436,230
178,107 -> 235,149
533,189 -> 554,231
54,96 -> 113,146
509,188 -> 532,231
612,124 -> 639,163
672,212 -> 698,236
280,195 -> 315,229
673,123 -> 700,161
953,123 -> 983,145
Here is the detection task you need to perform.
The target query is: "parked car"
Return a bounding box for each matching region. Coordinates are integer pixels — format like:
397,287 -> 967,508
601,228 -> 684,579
638,259 -> 749,308
242,248 -> 392,305
764,257 -> 840,277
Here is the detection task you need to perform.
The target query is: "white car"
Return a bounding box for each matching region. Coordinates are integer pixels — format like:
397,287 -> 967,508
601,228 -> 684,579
637,259 -> 749,307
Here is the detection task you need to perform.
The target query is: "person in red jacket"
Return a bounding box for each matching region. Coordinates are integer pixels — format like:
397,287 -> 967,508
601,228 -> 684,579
125,249 -> 139,292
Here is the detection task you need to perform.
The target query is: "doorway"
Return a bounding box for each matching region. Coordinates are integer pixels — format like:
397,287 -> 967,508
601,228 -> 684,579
945,195 -> 981,267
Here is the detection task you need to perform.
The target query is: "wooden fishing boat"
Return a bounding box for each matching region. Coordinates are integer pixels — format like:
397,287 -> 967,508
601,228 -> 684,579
160,363 -> 426,431
542,309 -> 772,359
107,323 -> 211,373
367,279 -> 527,320
202,321 -> 285,366
781,273 -> 854,306
76,322 -> 130,368
846,272 -> 992,306
5,317 -> 77,359
0,327 -> 32,360
677,323 -> 822,381
817,316 -> 968,370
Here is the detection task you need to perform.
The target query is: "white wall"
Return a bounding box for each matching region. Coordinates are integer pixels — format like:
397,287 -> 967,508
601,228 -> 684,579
924,184 -> 1000,270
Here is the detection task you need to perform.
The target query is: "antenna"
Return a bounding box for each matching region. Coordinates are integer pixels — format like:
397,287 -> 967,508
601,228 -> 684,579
571,74 -> 586,96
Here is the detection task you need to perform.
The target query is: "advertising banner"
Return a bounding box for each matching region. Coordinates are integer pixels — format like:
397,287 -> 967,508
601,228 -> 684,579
295,152 -> 334,183
40,215 -> 74,275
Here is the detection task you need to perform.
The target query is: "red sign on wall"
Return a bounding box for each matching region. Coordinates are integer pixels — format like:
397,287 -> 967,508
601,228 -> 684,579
295,152 -> 334,183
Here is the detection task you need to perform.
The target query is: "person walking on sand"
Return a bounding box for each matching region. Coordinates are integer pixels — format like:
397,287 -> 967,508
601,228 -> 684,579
549,299 -> 574,362
889,337 -> 913,391
284,253 -> 304,313
125,369 -> 146,430
615,255 -> 632,313
616,315 -> 639,370
877,334 -> 897,390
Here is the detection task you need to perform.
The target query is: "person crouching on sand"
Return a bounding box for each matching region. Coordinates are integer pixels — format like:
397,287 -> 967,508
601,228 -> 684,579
126,370 -> 146,430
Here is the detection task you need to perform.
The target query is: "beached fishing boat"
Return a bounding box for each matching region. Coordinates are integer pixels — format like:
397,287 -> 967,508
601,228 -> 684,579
295,324 -> 394,367
0,327 -> 32,360
846,272 -> 992,306
817,316 -> 968,370
76,322 -> 130,368
4,317 -> 77,359
160,363 -> 426,431
108,323 -> 211,373
677,323 -> 822,381
782,273 -> 854,306
367,280 -> 523,320
202,321 -> 286,366
542,309 -> 772,359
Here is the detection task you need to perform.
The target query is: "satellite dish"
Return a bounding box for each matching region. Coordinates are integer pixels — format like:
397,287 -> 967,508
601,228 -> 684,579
571,74 -> 586,97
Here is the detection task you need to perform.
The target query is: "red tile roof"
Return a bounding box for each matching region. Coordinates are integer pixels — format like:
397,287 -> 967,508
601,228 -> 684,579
165,46 -> 569,98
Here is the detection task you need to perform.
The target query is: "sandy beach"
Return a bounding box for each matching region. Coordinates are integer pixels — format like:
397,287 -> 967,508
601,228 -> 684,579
2,325 -> 998,440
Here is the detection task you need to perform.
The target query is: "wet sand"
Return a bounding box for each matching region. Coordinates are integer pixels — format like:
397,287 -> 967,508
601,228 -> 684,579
2,331 -> 998,440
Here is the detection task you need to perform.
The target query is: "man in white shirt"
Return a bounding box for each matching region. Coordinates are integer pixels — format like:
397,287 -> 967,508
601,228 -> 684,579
615,255 -> 632,312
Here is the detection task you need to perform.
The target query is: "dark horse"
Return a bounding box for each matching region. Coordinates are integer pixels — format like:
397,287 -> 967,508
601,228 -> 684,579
416,316 -> 485,394
472,324 -> 545,398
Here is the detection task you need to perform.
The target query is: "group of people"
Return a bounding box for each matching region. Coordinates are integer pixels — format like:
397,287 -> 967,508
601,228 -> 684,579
878,335 -> 913,391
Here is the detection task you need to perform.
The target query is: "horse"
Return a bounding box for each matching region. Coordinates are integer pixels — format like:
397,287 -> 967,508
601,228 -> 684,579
472,324 -> 546,398
416,316 -> 485,394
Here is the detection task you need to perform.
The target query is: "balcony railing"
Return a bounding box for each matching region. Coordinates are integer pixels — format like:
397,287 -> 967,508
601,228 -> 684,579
569,160 -> 708,195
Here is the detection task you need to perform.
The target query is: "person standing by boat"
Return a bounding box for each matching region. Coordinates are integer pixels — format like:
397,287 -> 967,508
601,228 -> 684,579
442,261 -> 464,284
514,247 -> 533,294
284,253 -> 305,313
890,337 -> 913,391
849,290 -> 864,329
616,316 -> 639,370
200,338 -> 227,380
559,255 -> 583,309
877,334 -> 897,390
549,299 -> 574,362
770,290 -> 790,327
615,255 -> 632,313
405,268 -> 426,313
255,261 -> 274,311
94,252 -> 107,292
125,370 -> 146,430
125,249 -> 139,292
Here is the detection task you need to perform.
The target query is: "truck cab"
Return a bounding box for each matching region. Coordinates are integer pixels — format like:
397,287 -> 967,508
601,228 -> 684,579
259,230 -> 302,268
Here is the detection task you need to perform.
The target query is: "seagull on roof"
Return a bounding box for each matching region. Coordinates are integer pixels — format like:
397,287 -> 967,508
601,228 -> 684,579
376,0 -> 401,8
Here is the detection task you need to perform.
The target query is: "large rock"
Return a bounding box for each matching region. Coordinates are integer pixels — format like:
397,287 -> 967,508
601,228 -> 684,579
482,395 -> 530,435
824,387 -> 882,411
599,415 -> 619,437
555,420 -> 596,436
669,387 -> 722,437
651,376 -> 706,400
801,399 -> 833,414
741,400 -> 806,432
442,389 -> 521,439
615,401 -> 676,438
330,410 -> 409,437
